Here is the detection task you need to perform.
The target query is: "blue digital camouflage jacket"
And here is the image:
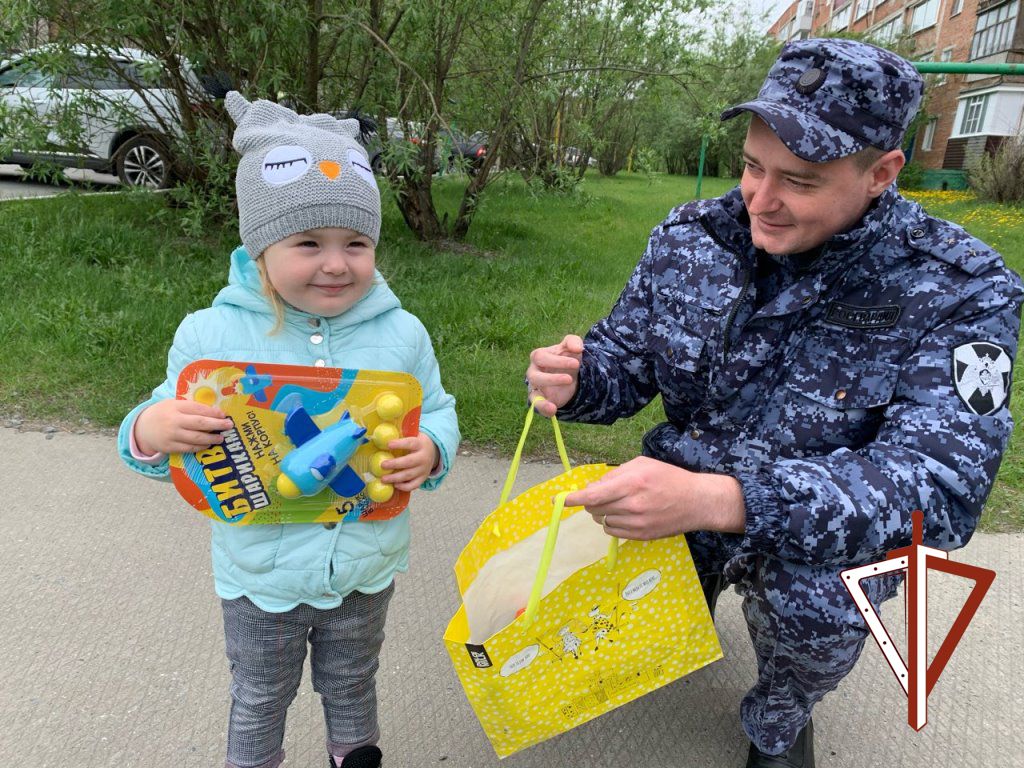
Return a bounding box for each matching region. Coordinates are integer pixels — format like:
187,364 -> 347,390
560,184 -> 1023,567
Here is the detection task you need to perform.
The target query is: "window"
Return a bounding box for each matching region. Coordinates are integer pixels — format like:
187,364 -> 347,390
872,13 -> 906,43
858,0 -> 875,19
960,94 -> 988,134
58,57 -> 167,91
831,2 -> 853,30
62,58 -> 125,90
922,117 -> 938,150
0,59 -> 53,88
911,0 -> 940,31
971,0 -> 1019,59
950,0 -> 963,15
936,47 -> 954,84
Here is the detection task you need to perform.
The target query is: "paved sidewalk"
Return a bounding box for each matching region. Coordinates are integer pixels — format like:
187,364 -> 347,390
2,427 -> 1022,767
0,164 -> 119,199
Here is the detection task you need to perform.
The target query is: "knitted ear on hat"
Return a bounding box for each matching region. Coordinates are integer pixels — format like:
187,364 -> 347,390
224,90 -> 250,126
226,91 -> 381,258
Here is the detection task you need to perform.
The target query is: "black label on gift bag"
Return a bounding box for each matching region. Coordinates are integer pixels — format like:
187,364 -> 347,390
466,643 -> 493,668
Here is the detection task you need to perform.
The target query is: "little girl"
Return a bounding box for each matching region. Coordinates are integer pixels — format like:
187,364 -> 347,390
118,92 -> 459,768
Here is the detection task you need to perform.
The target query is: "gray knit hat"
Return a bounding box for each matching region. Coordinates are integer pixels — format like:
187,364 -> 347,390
225,91 -> 381,258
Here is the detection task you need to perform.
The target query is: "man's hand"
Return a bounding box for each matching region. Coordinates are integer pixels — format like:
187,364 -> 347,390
526,334 -> 584,417
563,457 -> 746,540
380,433 -> 440,492
134,399 -> 234,455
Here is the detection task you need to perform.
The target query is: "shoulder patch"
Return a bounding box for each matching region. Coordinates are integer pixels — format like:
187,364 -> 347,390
953,341 -> 1012,415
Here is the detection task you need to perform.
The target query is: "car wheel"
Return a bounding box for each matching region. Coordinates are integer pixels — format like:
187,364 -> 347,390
115,135 -> 173,189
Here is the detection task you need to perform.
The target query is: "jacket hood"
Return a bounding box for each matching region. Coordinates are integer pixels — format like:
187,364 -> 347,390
212,245 -> 401,328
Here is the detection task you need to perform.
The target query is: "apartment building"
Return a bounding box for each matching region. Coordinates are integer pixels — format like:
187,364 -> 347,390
768,0 -> 1023,187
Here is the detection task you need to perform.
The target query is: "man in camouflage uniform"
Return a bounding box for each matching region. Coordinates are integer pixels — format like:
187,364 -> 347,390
526,38 -> 1023,768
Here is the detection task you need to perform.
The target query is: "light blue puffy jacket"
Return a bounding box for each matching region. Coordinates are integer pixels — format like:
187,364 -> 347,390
118,247 -> 460,612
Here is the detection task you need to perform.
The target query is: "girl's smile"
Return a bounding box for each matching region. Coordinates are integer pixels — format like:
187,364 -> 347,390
261,227 -> 376,317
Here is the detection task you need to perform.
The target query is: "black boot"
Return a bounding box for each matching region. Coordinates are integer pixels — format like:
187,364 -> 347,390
745,719 -> 815,768
330,745 -> 382,768
700,573 -> 727,618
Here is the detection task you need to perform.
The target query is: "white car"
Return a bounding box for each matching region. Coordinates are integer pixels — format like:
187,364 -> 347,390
0,45 -> 211,187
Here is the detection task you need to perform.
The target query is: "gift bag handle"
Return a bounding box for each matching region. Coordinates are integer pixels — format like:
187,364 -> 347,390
520,489 -> 619,629
498,397 -> 571,506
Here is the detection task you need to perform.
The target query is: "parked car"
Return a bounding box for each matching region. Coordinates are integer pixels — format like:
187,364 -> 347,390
329,115 -> 486,176
391,118 -> 448,169
439,127 -> 488,173
0,45 -> 213,188
562,145 -> 595,167
377,116 -> 445,174
330,113 -> 438,175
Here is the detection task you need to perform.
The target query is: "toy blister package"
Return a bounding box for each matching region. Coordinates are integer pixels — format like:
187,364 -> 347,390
170,359 -> 423,525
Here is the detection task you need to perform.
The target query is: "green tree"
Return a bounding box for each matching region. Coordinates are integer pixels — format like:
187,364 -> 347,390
503,0 -> 707,186
639,10 -> 779,182
1,0 -> 755,241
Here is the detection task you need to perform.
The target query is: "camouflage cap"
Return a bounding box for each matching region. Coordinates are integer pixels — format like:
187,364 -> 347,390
720,38 -> 924,162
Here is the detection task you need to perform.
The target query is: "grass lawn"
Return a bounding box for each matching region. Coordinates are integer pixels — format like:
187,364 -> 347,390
900,190 -> 1024,532
2,174 -> 1022,531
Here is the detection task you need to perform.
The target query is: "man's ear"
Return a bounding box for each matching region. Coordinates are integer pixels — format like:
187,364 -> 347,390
867,149 -> 905,195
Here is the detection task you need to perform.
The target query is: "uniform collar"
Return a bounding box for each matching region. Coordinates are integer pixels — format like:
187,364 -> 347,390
731,185 -> 901,322
821,183 -> 899,257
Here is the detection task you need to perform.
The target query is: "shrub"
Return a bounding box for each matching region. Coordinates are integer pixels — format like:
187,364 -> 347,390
165,123 -> 239,238
632,147 -> 662,179
969,139 -> 1024,204
897,160 -> 926,190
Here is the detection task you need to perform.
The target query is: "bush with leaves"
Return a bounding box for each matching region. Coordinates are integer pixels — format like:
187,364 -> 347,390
897,160 -> 926,191
969,139 -> 1024,205
632,146 -> 661,178
527,162 -> 584,195
166,121 -> 239,238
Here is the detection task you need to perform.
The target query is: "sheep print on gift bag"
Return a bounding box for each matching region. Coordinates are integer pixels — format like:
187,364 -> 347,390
444,402 -> 723,758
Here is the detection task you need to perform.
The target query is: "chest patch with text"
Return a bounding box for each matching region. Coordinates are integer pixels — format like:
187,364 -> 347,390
824,302 -> 901,330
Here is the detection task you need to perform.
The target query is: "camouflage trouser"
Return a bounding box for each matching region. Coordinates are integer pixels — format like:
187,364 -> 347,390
687,531 -> 902,756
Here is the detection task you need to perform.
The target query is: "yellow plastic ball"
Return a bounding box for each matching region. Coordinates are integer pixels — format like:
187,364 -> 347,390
372,422 -> 400,449
277,473 -> 302,499
366,479 -> 394,503
194,386 -> 217,406
370,451 -> 394,477
375,393 -> 404,421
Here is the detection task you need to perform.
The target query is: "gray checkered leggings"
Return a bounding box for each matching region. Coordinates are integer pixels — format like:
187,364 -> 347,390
220,584 -> 394,768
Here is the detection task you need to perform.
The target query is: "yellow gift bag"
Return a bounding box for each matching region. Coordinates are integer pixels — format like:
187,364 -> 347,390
443,402 -> 723,758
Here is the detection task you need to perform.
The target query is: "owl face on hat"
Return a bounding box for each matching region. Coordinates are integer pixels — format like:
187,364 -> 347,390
225,91 -> 381,258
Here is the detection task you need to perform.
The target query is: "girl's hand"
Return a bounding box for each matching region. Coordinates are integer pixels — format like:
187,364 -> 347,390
380,433 -> 441,492
134,399 -> 234,455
